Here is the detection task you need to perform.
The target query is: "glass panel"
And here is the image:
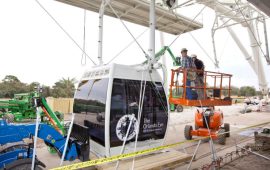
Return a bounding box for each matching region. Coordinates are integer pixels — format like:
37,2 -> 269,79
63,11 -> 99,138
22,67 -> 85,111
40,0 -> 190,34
110,79 -> 168,147
73,78 -> 109,146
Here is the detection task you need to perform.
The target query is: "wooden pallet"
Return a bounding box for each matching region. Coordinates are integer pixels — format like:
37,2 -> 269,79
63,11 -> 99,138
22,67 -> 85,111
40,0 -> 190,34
96,149 -> 191,170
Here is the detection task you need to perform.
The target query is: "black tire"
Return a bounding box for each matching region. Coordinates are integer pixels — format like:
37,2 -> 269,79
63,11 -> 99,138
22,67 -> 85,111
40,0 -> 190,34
4,158 -> 45,170
224,123 -> 230,137
176,105 -> 183,112
3,113 -> 15,123
184,125 -> 193,140
0,144 -> 29,154
217,129 -> 226,145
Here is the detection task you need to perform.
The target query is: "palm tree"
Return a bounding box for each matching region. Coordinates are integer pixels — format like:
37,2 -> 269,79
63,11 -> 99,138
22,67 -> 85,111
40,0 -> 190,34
52,77 -> 76,98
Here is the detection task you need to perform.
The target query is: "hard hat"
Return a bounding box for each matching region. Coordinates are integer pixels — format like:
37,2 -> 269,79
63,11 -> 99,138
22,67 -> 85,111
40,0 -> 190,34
191,54 -> 197,58
181,48 -> 188,52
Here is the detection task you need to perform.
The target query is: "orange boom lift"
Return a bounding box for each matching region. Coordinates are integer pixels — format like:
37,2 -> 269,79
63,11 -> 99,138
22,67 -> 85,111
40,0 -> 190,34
169,68 -> 232,144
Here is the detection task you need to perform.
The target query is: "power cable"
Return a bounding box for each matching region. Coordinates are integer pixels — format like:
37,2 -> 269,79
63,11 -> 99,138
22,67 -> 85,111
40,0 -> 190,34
148,73 -> 169,116
35,0 -> 97,65
131,71 -> 147,170
106,9 -> 170,65
171,0 -> 197,10
218,35 -> 230,63
81,9 -> 87,66
189,32 -> 216,66
167,5 -> 207,48
105,2 -> 205,66
107,3 -> 150,60
106,29 -> 148,64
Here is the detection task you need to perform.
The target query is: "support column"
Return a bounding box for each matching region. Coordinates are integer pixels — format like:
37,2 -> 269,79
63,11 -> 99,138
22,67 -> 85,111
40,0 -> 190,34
149,0 -> 156,68
98,0 -> 109,65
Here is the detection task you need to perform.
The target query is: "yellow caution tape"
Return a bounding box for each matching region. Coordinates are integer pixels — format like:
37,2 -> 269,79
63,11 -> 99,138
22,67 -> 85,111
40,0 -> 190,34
51,121 -> 270,170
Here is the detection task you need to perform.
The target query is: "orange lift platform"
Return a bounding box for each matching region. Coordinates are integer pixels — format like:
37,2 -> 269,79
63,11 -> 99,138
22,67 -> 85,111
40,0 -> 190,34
169,68 -> 233,144
169,68 -> 233,107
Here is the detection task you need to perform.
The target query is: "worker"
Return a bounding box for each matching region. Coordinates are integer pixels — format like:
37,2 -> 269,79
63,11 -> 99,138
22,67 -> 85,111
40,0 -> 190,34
180,48 -> 195,100
191,54 -> 205,99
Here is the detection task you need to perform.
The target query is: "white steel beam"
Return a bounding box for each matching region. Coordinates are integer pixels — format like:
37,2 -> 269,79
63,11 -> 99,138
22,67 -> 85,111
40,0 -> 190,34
223,19 -> 256,72
197,0 -> 245,24
247,20 -> 268,94
200,0 -> 269,95
149,0 -> 156,63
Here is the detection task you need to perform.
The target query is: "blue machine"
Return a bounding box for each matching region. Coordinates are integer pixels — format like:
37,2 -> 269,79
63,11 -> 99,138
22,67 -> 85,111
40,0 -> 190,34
0,120 -> 89,169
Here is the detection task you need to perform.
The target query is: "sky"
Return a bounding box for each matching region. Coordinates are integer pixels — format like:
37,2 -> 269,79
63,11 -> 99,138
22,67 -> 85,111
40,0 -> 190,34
0,0 -> 269,90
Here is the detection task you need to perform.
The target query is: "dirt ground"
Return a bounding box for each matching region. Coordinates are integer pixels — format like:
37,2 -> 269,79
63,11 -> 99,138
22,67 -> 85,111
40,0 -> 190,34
36,103 -> 270,169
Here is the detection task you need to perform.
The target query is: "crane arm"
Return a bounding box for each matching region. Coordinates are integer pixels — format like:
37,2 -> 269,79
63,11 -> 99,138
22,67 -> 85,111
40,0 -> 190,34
143,46 -> 181,66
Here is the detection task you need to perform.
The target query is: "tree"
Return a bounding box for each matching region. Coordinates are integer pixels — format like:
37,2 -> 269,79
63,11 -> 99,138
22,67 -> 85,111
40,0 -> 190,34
42,85 -> 51,97
239,86 -> 256,97
27,82 -> 52,97
0,75 -> 76,98
0,75 -> 28,98
28,82 -> 40,91
2,75 -> 20,83
222,85 -> 239,96
231,86 -> 240,96
52,77 -> 76,98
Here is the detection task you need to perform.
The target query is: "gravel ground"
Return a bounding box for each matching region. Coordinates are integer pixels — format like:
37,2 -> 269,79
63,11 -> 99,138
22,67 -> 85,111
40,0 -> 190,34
222,150 -> 270,170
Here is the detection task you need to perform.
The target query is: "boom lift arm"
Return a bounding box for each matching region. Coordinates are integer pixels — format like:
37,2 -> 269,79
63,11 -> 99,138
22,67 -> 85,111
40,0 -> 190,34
155,46 -> 181,66
143,46 -> 181,66
39,97 -> 66,135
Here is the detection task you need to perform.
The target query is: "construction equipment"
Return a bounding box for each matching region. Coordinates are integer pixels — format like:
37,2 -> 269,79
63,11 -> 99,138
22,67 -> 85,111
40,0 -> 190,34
170,68 -> 232,144
170,68 -> 232,106
144,46 -> 181,67
184,107 -> 230,145
38,97 -> 66,135
147,46 -> 184,112
0,92 -> 38,122
0,91 -> 64,131
0,119 -> 89,169
155,46 -> 184,112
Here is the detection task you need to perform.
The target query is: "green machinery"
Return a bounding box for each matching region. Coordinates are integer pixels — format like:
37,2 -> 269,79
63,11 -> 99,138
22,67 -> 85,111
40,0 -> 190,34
152,46 -> 184,112
143,46 -> 181,66
0,92 -> 38,122
0,91 -> 65,134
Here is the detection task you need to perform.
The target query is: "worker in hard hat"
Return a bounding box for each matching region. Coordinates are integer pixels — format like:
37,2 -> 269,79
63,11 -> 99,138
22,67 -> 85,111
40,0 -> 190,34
180,48 -> 195,100
191,54 -> 205,99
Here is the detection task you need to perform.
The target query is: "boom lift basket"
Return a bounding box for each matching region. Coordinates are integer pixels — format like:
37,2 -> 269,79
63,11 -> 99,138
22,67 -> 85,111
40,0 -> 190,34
169,68 -> 232,107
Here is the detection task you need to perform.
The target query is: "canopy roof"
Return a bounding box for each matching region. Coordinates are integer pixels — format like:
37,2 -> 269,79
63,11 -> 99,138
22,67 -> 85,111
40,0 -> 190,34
56,0 -> 202,35
247,0 -> 270,17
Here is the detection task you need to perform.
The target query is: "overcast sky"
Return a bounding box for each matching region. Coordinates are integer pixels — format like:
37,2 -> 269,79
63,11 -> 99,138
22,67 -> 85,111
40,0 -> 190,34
0,0 -> 269,90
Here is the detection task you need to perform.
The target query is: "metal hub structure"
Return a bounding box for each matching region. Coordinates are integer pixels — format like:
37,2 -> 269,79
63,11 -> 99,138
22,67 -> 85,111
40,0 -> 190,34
197,0 -> 270,95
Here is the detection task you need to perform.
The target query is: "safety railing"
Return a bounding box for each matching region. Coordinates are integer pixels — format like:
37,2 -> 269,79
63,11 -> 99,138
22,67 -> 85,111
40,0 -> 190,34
169,68 -> 233,106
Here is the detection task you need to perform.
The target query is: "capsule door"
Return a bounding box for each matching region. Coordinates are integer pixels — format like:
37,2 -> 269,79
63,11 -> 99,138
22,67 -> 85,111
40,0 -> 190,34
73,78 -> 109,155
109,78 -> 168,150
